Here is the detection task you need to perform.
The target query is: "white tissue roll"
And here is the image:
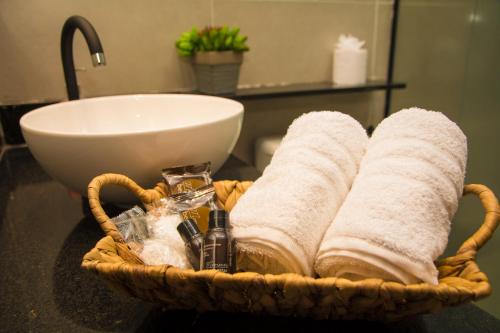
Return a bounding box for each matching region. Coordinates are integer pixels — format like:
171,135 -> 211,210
333,49 -> 367,85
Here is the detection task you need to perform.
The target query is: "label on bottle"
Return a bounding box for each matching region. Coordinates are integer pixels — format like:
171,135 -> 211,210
203,237 -> 229,273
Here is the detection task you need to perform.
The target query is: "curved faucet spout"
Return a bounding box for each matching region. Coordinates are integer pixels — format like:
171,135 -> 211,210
61,15 -> 106,100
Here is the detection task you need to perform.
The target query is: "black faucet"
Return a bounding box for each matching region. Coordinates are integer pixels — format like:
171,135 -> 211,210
60,15 -> 106,100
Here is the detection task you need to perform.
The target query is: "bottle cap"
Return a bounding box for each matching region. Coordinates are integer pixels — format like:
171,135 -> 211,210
177,219 -> 202,242
208,209 -> 227,228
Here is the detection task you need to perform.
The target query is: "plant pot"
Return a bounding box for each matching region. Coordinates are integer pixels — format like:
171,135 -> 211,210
193,51 -> 243,95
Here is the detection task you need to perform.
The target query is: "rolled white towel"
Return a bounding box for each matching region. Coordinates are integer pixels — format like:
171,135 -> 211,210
314,107 -> 467,285
230,111 -> 368,276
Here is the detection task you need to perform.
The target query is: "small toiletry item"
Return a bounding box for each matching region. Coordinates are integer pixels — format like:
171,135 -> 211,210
140,238 -> 192,269
162,162 -> 215,232
141,206 -> 192,269
150,184 -> 216,221
333,34 -> 367,85
177,219 -> 204,270
110,206 -> 149,245
147,211 -> 182,239
169,184 -> 216,213
139,186 -> 215,269
202,209 -> 235,273
162,162 -> 212,193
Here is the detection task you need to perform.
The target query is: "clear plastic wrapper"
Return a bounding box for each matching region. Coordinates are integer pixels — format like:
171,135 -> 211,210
140,238 -> 191,269
159,184 -> 215,214
110,206 -> 149,244
161,164 -> 217,232
162,162 -> 212,194
144,184 -> 216,270
109,174 -> 217,269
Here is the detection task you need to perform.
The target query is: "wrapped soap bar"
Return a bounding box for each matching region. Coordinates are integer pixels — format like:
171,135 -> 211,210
162,162 -> 212,193
162,162 -> 216,232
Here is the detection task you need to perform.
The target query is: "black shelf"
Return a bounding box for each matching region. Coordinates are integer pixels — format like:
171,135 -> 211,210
180,80 -> 406,100
228,80 -> 406,100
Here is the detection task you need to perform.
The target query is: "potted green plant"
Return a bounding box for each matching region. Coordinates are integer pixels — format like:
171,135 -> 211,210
176,26 -> 249,95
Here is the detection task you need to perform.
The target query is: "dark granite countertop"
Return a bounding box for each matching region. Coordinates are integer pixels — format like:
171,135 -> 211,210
1,147 -> 499,332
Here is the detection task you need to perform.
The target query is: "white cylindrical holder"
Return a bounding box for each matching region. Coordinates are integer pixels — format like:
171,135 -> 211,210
255,135 -> 283,173
332,49 -> 367,85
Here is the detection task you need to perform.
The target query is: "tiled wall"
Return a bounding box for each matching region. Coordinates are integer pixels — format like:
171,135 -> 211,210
0,0 -> 395,160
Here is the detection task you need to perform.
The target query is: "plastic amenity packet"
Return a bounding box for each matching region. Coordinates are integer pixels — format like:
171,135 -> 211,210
162,162 -> 217,232
150,184 -> 216,219
111,206 -> 149,244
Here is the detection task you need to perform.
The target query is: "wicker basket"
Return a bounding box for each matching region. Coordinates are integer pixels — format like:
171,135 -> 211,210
82,173 -> 499,321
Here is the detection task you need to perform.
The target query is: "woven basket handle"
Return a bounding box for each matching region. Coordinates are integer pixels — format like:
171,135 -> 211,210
457,184 -> 500,256
88,173 -> 167,243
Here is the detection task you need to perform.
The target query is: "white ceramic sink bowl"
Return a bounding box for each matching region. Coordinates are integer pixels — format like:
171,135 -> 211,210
20,94 -> 244,203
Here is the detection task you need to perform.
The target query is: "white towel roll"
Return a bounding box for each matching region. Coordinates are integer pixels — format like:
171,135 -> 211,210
230,111 -> 368,276
314,107 -> 467,285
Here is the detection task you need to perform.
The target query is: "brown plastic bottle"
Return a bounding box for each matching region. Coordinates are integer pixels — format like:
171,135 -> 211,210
177,219 -> 204,271
202,210 -> 234,273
